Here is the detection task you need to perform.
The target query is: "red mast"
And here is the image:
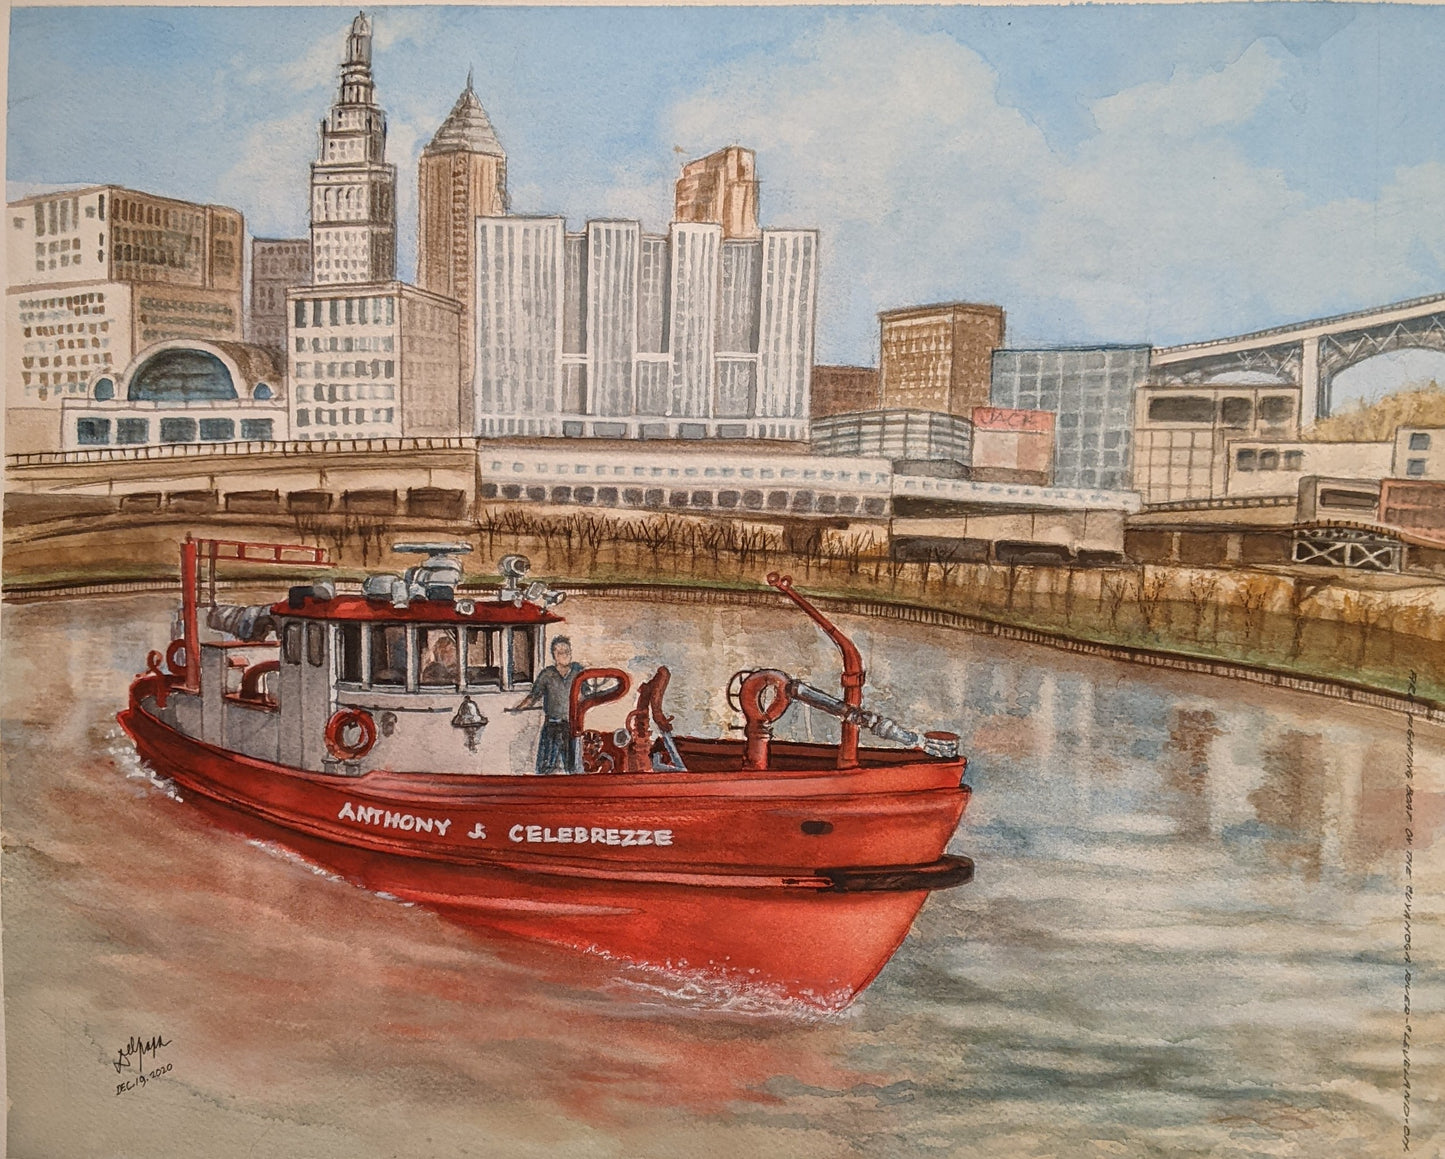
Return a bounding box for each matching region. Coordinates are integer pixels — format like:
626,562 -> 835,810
765,573 -> 864,768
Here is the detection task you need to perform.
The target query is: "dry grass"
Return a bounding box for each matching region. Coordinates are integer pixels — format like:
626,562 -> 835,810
1305,381 -> 1445,442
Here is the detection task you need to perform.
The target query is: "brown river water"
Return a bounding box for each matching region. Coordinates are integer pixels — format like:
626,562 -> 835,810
3,591 -> 1442,1158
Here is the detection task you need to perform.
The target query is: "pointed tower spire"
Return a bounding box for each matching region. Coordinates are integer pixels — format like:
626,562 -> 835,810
424,78 -> 506,158
467,66 -> 475,92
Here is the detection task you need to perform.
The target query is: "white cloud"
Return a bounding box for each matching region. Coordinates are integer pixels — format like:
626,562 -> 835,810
247,27 -> 340,95
661,16 -> 1445,359
244,10 -> 442,97
217,109 -> 316,239
1089,41 -> 1286,137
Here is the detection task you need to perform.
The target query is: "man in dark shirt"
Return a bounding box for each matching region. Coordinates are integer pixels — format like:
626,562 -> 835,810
507,636 -> 584,774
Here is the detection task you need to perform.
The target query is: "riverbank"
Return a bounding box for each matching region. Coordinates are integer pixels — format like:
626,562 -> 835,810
5,508 -> 1443,712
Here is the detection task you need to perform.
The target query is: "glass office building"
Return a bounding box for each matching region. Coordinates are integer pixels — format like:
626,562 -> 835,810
989,346 -> 1148,490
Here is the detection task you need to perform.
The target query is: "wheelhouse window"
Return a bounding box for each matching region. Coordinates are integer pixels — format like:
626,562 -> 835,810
417,627 -> 459,688
337,623 -> 542,691
510,626 -> 538,685
306,623 -> 325,667
283,622 -> 302,665
370,624 -> 407,687
338,623 -> 363,684
465,626 -> 502,688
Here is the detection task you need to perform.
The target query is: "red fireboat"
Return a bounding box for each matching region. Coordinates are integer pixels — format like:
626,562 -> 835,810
119,537 -> 973,1009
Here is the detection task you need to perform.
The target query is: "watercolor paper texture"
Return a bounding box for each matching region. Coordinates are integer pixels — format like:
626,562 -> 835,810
4,4 -> 1444,1157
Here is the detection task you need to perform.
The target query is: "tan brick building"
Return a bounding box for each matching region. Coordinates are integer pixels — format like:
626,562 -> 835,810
879,302 -> 1004,416
811,364 -> 881,418
249,238 -> 312,360
1132,383 -> 1302,504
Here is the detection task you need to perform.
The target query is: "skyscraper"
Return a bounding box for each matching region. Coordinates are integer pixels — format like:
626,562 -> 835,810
417,73 -> 508,390
674,146 -> 760,240
310,13 -> 396,285
472,214 -> 817,441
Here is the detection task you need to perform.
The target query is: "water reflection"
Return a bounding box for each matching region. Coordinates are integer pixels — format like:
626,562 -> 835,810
3,592 -> 1441,1158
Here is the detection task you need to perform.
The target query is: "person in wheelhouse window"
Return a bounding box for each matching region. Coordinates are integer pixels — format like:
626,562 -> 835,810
507,636 -> 583,774
419,630 -> 459,687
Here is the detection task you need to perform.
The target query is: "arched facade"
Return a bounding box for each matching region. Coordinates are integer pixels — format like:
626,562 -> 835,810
60,339 -> 289,451
127,346 -> 240,402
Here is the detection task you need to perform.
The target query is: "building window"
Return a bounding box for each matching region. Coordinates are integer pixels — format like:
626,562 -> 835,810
1409,432 -> 1431,451
1259,396 -> 1294,424
199,418 -> 235,441
296,409 -> 309,427
1407,459 -> 1427,477
1283,450 -> 1304,471
76,417 -> 111,445
295,300 -> 306,327
1149,396 -> 1215,423
1258,450 -> 1279,471
1220,397 -> 1252,427
116,418 -> 149,444
1235,449 -> 1256,472
160,417 -> 198,443
313,300 -> 323,327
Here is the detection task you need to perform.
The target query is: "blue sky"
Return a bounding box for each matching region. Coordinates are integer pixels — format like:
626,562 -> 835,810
10,3 -> 1445,393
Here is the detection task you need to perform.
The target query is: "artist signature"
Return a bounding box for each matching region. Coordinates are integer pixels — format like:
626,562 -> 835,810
112,1034 -> 173,1095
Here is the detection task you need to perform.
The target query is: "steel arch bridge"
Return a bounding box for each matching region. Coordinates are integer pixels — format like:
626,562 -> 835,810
1150,291 -> 1445,423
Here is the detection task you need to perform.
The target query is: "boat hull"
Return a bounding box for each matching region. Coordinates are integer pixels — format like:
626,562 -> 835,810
120,693 -> 972,1007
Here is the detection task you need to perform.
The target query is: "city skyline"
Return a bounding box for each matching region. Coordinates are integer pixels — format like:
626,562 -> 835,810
10,4 -> 1445,403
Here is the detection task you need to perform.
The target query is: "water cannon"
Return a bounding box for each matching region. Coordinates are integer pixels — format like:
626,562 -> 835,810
523,580 -> 566,611
496,555 -> 564,609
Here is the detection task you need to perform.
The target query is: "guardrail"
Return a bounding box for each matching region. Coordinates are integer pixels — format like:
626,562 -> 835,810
6,436 -> 480,467
1151,289 -> 1445,357
1142,495 -> 1296,512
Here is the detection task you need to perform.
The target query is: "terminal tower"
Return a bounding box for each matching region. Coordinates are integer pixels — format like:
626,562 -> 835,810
310,12 -> 397,284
